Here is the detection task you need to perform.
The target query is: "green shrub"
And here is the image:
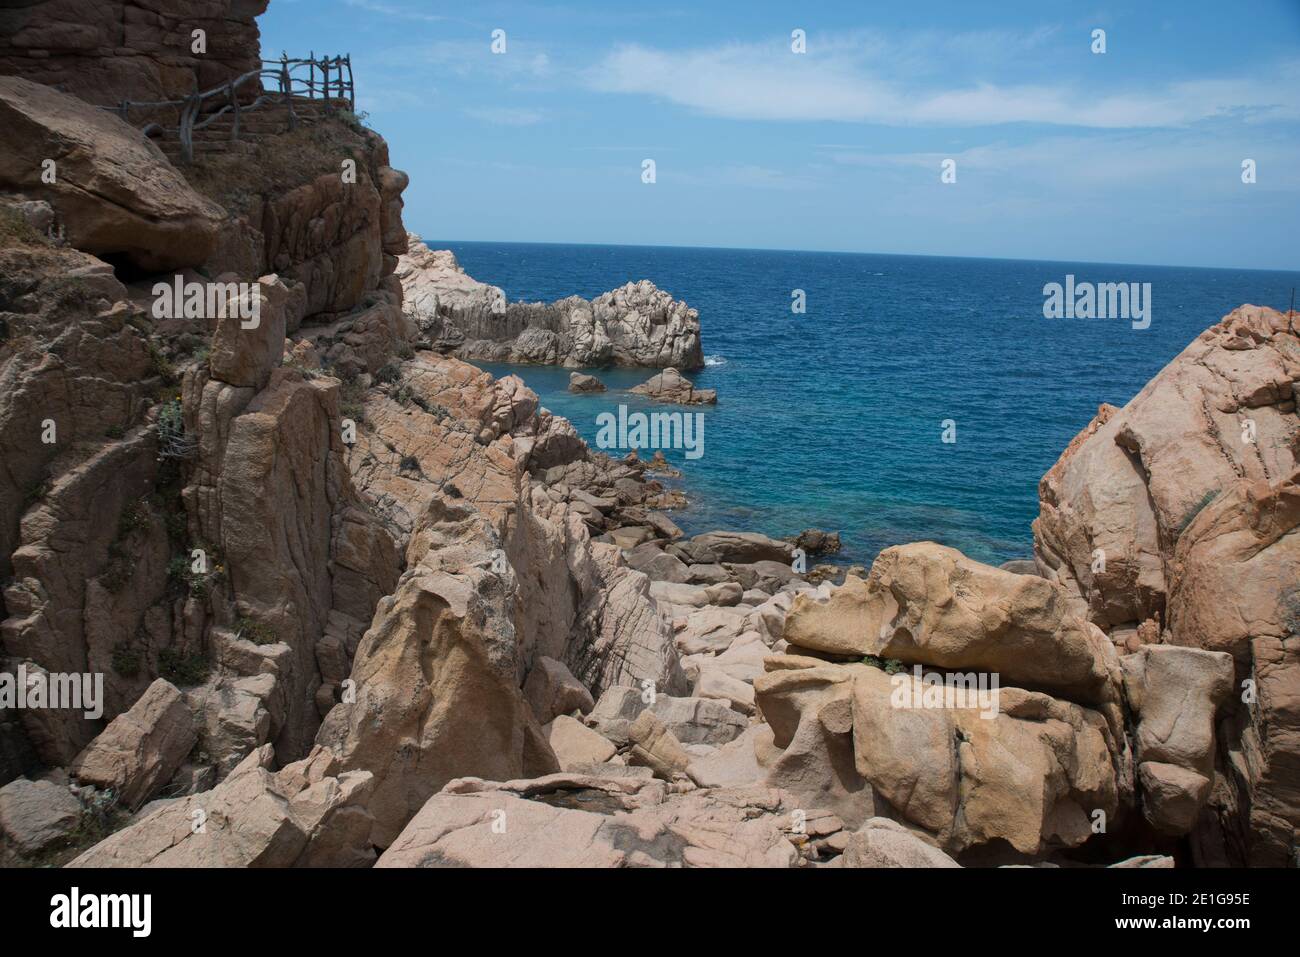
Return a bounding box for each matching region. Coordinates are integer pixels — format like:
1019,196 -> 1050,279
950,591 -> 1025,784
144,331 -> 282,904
110,644 -> 141,678
336,110 -> 371,133
116,498 -> 150,538
166,555 -> 190,587
156,398 -> 196,461
862,655 -> 905,675
339,378 -> 367,423
159,648 -> 210,686
147,342 -> 177,385
236,616 -> 278,646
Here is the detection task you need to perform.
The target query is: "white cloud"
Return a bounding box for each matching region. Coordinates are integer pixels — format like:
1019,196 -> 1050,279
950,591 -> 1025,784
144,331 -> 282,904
585,39 -> 1300,129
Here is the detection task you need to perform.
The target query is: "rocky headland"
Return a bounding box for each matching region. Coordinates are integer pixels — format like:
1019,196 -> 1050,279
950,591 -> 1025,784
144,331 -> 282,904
398,235 -> 704,370
0,1 -> 1296,870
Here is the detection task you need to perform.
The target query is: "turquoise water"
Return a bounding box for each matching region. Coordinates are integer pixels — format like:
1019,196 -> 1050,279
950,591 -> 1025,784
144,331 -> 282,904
429,240 -> 1298,566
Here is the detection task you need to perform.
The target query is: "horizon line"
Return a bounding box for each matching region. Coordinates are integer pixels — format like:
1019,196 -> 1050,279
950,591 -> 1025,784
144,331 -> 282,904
413,235 -> 1300,278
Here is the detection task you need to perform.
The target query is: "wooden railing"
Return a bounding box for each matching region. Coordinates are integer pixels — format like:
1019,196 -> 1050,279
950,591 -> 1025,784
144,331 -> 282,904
102,53 -> 356,165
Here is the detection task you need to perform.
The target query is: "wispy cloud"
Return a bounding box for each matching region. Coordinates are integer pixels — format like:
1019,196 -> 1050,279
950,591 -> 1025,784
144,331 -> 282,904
816,129 -> 1300,196
415,40 -> 552,80
585,36 -> 1300,128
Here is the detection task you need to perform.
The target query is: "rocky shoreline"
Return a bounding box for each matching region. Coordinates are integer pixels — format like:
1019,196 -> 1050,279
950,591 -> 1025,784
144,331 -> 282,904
0,1 -> 1296,871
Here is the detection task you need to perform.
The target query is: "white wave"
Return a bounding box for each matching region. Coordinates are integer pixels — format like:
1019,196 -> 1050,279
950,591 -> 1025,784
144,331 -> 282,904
704,355 -> 727,367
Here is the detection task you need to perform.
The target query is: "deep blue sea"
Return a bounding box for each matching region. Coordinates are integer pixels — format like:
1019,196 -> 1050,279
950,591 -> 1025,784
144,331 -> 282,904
426,240 -> 1299,567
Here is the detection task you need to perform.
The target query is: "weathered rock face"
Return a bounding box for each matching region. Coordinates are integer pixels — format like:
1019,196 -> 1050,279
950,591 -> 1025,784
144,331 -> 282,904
376,774 -> 803,868
264,171 -> 383,319
341,353 -> 688,705
399,236 -> 704,370
0,0 -> 270,108
0,77 -> 225,270
523,655 -> 594,725
69,744 -> 376,867
314,535 -> 560,848
1168,470 -> 1300,864
1035,305 -> 1297,631
1033,305 -> 1300,866
754,662 -> 875,828
179,272 -> 401,768
4,0 -> 1292,873
1123,645 -> 1233,835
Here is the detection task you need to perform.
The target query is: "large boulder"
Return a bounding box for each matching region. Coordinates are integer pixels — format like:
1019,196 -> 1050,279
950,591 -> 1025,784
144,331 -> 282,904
543,715 -> 616,770
689,531 -> 794,565
630,367 -> 717,405
568,372 -> 606,393
784,544 -> 1119,706
755,660 -> 875,828
850,667 -> 1121,858
70,678 -> 195,809
0,777 -> 82,856
841,817 -> 961,868
208,276 -> 290,392
0,77 -> 224,269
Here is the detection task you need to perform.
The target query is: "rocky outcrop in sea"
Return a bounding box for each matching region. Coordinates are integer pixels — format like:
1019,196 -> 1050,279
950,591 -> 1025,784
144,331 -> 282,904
398,235 -> 705,370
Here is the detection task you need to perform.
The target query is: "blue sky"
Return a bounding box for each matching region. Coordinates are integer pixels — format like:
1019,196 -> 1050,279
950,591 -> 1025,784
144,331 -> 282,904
263,0 -> 1300,270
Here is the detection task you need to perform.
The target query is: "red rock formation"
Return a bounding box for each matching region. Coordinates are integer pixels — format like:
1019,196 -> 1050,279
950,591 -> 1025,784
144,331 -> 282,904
0,0 -> 269,107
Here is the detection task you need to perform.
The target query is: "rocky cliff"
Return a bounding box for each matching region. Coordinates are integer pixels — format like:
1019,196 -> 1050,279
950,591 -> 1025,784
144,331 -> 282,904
0,0 -> 269,107
0,4 -> 1295,870
1033,304 -> 1299,865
